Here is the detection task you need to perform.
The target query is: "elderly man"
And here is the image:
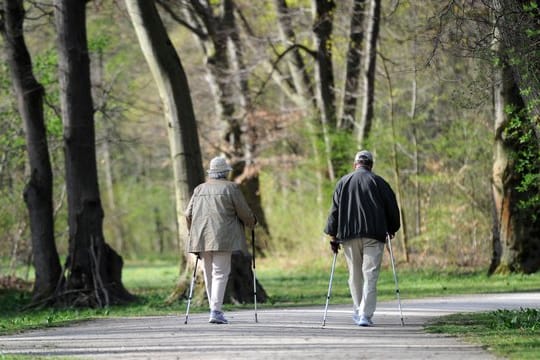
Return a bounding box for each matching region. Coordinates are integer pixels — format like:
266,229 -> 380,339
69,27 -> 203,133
185,156 -> 256,324
324,150 -> 400,327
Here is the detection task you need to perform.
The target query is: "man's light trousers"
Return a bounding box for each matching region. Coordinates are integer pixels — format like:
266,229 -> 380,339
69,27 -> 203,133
342,237 -> 384,318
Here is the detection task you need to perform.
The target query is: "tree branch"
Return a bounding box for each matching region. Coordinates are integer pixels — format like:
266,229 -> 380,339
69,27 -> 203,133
155,0 -> 208,39
251,43 -> 317,105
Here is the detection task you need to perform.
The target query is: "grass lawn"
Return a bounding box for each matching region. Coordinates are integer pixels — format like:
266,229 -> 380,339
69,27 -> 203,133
426,309 -> 540,360
1,255 -> 539,358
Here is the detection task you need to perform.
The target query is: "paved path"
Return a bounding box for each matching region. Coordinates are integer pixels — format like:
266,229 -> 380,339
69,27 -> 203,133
1,292 -> 539,359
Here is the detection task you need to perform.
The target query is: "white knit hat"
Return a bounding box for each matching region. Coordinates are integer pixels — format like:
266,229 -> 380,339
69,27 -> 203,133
207,156 -> 232,174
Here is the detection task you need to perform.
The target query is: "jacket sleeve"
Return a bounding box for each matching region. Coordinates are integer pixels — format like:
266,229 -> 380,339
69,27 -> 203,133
184,186 -> 199,231
231,185 -> 256,228
324,183 -> 341,237
380,179 -> 400,234
185,193 -> 194,220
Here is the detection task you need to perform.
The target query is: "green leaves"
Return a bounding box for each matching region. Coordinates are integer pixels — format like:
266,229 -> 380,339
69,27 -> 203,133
490,308 -> 540,332
504,106 -> 540,223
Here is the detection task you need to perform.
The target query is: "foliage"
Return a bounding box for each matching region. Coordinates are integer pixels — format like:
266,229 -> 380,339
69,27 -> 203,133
0,0 -> 538,277
110,180 -> 177,258
504,105 -> 540,224
0,63 -> 31,267
33,47 -> 62,142
490,308 -> 540,331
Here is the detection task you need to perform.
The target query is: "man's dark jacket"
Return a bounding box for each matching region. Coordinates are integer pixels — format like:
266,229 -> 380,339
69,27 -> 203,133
324,167 -> 400,242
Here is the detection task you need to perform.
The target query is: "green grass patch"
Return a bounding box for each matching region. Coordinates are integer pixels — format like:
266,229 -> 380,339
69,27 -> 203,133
257,255 -> 540,306
426,308 -> 540,359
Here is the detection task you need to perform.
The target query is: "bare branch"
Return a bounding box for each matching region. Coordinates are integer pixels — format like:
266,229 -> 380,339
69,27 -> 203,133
156,0 -> 208,39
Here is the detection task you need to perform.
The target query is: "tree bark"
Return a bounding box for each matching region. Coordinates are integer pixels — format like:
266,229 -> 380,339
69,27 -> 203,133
125,0 -> 205,271
381,57 -> 409,262
339,0 -> 366,131
221,1 -> 272,241
313,0 -> 337,180
490,25 -> 540,274
126,0 -> 267,304
54,0 -> 134,306
357,0 -> 381,146
2,0 -> 62,302
153,0 -> 268,303
313,0 -> 336,129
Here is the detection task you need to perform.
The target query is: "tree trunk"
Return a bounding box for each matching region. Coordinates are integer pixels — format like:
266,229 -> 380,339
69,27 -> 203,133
2,0 -> 62,303
357,0 -> 381,146
226,10 -> 272,243
227,251 -> 267,304
125,0 -> 205,271
490,34 -> 540,274
313,0 -> 336,129
381,57 -> 409,262
339,0 -> 366,131
182,0 -> 268,302
410,3 -> 421,238
126,0 -> 267,305
313,0 -> 337,180
54,0 -> 134,306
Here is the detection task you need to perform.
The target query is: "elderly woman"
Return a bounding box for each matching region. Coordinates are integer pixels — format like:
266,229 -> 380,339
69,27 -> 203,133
185,156 -> 256,324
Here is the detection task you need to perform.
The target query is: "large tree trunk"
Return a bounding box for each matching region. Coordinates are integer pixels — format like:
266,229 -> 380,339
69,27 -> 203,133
490,37 -> 540,274
125,0 -> 205,270
226,6 -> 272,248
380,58 -> 409,263
2,0 -> 62,302
357,0 -> 381,146
313,0 -> 337,180
339,0 -> 366,131
185,0 -> 269,303
54,0 -> 134,306
155,0 -> 268,303
126,0 -> 267,305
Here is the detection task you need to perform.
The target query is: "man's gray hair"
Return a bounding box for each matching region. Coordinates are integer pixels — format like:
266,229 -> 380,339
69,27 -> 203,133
209,171 -> 229,179
354,150 -> 374,170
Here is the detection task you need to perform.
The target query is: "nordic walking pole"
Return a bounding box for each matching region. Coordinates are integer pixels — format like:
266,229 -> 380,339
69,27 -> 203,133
322,251 -> 338,327
252,229 -> 258,323
386,234 -> 405,326
184,255 -> 199,324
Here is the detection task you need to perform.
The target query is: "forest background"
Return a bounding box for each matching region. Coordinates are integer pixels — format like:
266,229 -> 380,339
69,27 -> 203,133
0,0 -> 539,307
